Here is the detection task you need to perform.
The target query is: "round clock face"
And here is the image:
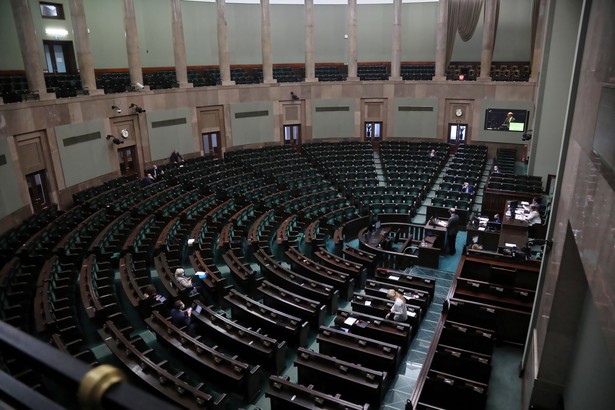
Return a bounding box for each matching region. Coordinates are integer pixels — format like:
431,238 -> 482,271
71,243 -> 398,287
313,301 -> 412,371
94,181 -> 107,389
455,108 -> 463,117
120,129 -> 130,138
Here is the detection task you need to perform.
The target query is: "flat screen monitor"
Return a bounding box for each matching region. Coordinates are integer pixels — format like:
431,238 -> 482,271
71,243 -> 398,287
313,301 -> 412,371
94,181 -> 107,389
484,108 -> 529,132
487,221 -> 501,231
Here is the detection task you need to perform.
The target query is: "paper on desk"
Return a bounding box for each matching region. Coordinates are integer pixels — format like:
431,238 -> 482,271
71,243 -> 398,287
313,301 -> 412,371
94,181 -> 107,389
478,227 -> 485,231
505,243 -> 517,248
388,275 -> 400,281
187,238 -> 195,246
364,301 -> 372,306
344,317 -> 358,326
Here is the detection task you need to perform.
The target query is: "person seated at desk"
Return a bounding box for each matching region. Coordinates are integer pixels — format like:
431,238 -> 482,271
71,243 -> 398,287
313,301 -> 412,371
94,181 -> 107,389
531,196 -> 543,212
461,182 -> 474,194
492,213 -> 502,224
170,300 -> 197,336
385,289 -> 408,322
525,205 -> 542,226
428,149 -> 436,158
492,165 -> 500,174
175,268 -> 215,306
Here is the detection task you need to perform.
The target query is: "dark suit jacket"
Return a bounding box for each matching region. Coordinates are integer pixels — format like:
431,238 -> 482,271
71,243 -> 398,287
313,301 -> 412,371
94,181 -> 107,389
447,214 -> 460,235
170,308 -> 191,328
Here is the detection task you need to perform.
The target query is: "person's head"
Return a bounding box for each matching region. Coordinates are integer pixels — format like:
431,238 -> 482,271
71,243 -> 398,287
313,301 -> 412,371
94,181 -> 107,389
449,207 -> 456,215
174,300 -> 185,310
175,268 -> 185,277
142,285 -> 157,298
507,112 -> 513,117
146,173 -> 153,179
494,213 -> 500,220
387,289 -> 401,300
493,165 -> 499,171
463,182 -> 469,187
532,196 -> 541,205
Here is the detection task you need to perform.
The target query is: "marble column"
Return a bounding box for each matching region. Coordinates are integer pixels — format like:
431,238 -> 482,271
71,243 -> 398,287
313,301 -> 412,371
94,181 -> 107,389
304,0 -> 317,82
530,0 -> 548,81
478,0 -> 497,81
217,0 -> 234,85
261,0 -> 276,83
171,0 -> 192,88
9,0 -> 54,100
347,0 -> 358,81
433,0 -> 449,80
123,0 -> 146,90
68,0 -> 103,95
389,0 -> 402,81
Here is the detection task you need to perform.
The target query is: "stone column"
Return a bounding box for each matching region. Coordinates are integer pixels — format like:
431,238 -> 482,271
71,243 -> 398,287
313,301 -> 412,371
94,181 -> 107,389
123,0 -> 146,90
217,0 -> 234,85
530,0 -> 548,81
9,0 -> 54,100
304,0 -> 317,82
171,0 -> 192,88
68,0 -> 103,95
433,0 -> 449,80
261,0 -> 276,83
347,0 -> 359,81
478,0 -> 497,81
389,0 -> 402,81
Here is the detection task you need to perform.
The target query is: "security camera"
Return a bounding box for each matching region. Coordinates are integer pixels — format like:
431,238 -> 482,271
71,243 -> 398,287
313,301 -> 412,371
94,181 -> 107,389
130,103 -> 146,113
134,82 -> 145,91
111,105 -> 121,114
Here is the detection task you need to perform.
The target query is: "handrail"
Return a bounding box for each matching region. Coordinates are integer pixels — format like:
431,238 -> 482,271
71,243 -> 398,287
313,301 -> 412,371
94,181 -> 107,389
0,321 -> 175,410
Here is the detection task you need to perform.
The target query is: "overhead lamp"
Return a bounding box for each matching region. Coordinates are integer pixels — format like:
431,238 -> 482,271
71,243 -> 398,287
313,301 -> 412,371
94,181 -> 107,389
45,28 -> 69,37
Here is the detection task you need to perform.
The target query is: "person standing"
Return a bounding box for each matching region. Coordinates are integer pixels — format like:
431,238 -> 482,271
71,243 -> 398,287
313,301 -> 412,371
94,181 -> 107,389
385,289 -> 408,322
446,207 -> 460,255
170,149 -> 183,163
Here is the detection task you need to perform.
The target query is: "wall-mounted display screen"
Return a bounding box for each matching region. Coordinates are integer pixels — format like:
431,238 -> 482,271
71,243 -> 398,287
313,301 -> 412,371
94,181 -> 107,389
484,109 -> 529,132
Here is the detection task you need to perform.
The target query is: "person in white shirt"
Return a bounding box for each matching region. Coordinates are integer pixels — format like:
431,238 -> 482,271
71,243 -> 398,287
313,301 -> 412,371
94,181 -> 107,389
525,205 -> 542,226
385,289 -> 408,322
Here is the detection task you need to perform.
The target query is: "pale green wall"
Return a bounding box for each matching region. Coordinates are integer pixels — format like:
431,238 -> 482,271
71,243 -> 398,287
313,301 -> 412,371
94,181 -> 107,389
230,102 -> 275,146
476,100 -> 534,143
135,0 -> 174,68
84,0 -> 128,69
313,5 -> 346,64
0,139 -> 24,217
358,5 -> 393,63
182,1 -> 218,66
392,98 -> 438,138
529,0 -> 582,180
55,120 -> 113,188
493,0 -> 533,61
146,108 -> 195,161
271,5 -> 306,64
312,99 -> 355,139
227,4 -> 262,65
401,3 -> 437,62
0,1 -> 23,70
0,0 -> 536,72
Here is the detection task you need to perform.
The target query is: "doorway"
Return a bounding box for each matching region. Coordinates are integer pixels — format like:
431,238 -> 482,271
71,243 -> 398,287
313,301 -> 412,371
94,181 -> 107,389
283,125 -> 301,147
26,171 -> 51,212
43,40 -> 77,73
448,123 -> 467,145
118,146 -> 138,176
202,132 -> 221,158
364,122 -> 382,149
